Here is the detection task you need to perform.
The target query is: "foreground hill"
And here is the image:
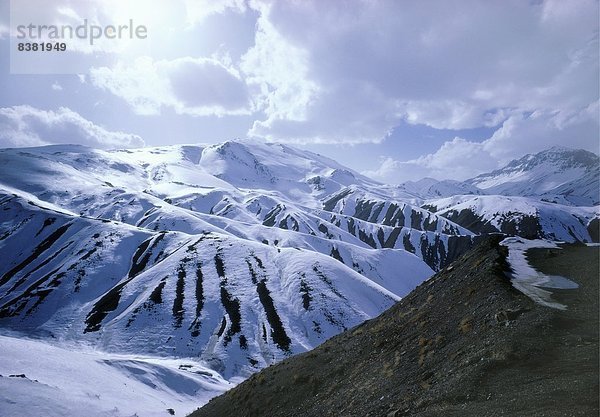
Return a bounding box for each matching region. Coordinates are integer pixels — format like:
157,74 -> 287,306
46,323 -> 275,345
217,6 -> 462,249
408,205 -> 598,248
191,237 -> 599,417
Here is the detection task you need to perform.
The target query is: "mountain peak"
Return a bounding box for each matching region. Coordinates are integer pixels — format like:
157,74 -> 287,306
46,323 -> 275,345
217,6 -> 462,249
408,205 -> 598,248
467,146 -> 599,206
507,147 -> 599,171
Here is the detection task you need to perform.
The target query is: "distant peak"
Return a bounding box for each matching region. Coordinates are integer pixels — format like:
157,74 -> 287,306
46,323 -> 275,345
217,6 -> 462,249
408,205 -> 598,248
504,146 -> 599,169
545,145 -> 572,153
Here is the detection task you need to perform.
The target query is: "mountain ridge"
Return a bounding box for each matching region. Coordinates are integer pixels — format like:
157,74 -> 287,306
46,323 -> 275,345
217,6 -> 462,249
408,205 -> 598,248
0,140 -> 598,415
465,147 -> 599,206
190,237 -> 599,417
391,146 -> 599,206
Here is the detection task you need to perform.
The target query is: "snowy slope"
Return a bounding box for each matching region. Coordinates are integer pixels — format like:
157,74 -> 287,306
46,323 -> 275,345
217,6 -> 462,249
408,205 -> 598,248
0,142 -> 449,415
394,147 -> 599,206
427,195 -> 599,242
0,190 -> 422,379
467,147 -> 599,206
0,334 -> 232,417
0,142 -> 468,271
0,142 -> 453,384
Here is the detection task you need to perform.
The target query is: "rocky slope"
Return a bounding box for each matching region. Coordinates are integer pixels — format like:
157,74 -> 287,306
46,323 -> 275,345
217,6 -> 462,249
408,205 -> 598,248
190,237 -> 599,417
423,195 -> 599,242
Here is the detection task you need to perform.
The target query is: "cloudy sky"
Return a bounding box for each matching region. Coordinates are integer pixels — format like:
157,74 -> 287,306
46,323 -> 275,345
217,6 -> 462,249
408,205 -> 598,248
0,0 -> 598,183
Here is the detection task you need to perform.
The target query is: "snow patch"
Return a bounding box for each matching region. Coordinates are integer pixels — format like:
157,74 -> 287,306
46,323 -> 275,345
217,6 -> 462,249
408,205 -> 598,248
0,334 -> 231,417
501,237 -> 578,310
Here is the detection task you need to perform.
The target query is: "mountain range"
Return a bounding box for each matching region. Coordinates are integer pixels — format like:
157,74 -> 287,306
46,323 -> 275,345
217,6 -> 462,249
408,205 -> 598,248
0,141 -> 598,416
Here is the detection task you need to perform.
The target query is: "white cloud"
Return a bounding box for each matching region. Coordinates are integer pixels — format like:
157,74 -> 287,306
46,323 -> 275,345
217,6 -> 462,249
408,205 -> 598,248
242,0 -> 598,146
183,0 -> 246,26
240,3 -> 320,141
51,82 -> 63,91
0,106 -> 144,149
363,156 -> 424,184
91,56 -> 251,116
8,0 -> 596,174
365,137 -> 499,183
364,101 -> 599,184
483,103 -> 600,162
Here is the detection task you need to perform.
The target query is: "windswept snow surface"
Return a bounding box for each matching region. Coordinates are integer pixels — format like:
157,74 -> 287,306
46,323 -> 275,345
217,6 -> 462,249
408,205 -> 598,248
0,334 -> 231,417
500,237 -> 578,310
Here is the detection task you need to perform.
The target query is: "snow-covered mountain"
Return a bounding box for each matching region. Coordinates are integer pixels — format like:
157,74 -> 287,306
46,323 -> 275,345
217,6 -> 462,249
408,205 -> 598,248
0,141 -> 470,391
395,147 -> 599,206
395,177 -> 484,200
413,147 -> 600,240
424,195 -> 598,242
466,147 -> 599,206
0,141 -> 598,415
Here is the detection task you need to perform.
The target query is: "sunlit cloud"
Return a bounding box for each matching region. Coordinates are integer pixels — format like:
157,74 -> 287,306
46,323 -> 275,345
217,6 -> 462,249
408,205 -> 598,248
0,105 -> 144,149
363,137 -> 498,183
183,0 -> 247,26
90,56 -> 251,116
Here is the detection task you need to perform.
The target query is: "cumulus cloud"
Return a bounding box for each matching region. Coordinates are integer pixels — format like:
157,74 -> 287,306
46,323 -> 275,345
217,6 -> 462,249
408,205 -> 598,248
243,0 -> 598,148
364,102 -> 599,184
0,106 -> 144,149
91,56 -> 251,116
183,0 -> 246,25
364,137 -> 499,183
232,0 -> 598,181
8,0 -> 596,179
240,4 -> 320,141
483,104 -> 600,161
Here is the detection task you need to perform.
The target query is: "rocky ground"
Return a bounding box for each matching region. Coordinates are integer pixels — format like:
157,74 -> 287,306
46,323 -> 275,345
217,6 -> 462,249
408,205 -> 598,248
189,237 -> 599,417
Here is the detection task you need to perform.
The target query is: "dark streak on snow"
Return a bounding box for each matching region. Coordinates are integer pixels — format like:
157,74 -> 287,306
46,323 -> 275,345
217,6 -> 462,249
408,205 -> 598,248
189,264 -> 204,337
34,217 -> 56,237
149,278 -> 167,304
256,279 -> 291,352
5,241 -> 74,294
215,251 -> 242,345
84,233 -> 165,332
299,275 -> 313,311
313,264 -> 345,300
172,264 -> 186,328
0,222 -> 72,287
